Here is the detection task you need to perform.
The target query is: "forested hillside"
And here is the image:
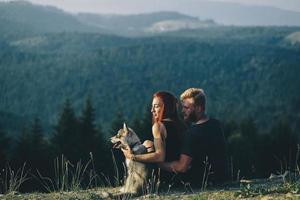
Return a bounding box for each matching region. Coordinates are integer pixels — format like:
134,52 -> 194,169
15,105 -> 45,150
1,27 -> 300,134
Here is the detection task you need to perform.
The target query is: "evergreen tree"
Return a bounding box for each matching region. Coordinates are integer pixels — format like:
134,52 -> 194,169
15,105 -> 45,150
223,120 -> 238,140
269,120 -> 298,172
131,105 -> 153,142
11,118 -> 50,168
110,109 -> 125,136
226,118 -> 259,179
29,117 -> 51,174
131,114 -> 143,138
239,118 -> 259,177
256,120 -> 298,177
94,123 -> 112,184
140,105 -> 153,141
109,110 -> 126,185
0,128 -> 10,168
79,97 -> 98,161
31,118 -> 43,147
12,127 -> 31,168
256,133 -> 274,177
51,99 -> 80,162
12,118 -> 51,192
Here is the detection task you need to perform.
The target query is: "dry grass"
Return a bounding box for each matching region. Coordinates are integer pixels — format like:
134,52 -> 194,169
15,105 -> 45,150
1,186 -> 300,200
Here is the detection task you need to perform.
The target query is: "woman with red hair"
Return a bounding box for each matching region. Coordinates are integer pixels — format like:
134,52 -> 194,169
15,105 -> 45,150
122,91 -> 186,182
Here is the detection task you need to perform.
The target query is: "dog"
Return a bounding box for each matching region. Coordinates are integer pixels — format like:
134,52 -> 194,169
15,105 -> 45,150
111,123 -> 153,195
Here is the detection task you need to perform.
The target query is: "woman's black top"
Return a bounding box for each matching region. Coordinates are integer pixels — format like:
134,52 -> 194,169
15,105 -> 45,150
159,120 -> 186,187
163,120 -> 183,162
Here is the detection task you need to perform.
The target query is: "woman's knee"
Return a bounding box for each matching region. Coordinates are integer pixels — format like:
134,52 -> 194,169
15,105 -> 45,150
143,140 -> 153,147
143,140 -> 154,152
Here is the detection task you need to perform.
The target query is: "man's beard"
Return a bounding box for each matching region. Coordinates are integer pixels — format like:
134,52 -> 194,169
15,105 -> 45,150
185,110 -> 198,123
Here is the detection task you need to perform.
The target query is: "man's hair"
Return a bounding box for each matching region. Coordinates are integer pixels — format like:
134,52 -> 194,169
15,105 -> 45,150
180,88 -> 206,108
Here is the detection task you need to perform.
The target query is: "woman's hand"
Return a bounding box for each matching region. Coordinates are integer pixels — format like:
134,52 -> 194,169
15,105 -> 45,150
121,145 -> 134,160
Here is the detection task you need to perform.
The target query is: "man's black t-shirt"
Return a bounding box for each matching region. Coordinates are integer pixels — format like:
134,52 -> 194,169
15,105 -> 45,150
181,118 -> 228,186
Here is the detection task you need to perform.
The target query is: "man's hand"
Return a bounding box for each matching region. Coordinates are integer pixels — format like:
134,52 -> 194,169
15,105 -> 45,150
159,154 -> 192,173
158,162 -> 176,172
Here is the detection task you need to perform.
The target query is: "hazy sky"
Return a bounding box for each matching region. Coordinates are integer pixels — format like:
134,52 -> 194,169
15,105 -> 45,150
2,0 -> 300,13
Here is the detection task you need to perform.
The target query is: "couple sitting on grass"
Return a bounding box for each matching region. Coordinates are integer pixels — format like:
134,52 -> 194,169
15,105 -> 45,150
121,88 -> 229,189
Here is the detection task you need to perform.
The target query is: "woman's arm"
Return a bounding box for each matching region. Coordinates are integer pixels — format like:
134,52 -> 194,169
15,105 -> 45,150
122,122 -> 166,163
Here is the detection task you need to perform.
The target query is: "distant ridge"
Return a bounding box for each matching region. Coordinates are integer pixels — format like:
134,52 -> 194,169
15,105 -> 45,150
76,11 -> 217,35
0,1 -> 107,39
174,1 -> 300,26
0,1 -> 217,37
1,0 -> 300,27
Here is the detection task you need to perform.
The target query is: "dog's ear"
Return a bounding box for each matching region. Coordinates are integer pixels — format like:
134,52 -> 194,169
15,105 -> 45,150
123,122 -> 128,132
123,122 -> 131,136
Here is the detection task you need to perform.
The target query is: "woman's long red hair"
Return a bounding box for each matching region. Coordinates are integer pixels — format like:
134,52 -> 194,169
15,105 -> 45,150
152,91 -> 178,124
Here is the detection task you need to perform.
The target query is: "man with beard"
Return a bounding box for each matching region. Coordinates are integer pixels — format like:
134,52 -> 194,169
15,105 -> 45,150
159,88 -> 228,187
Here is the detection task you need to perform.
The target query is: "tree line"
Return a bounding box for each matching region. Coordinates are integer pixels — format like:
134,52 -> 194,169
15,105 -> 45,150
0,97 -> 299,193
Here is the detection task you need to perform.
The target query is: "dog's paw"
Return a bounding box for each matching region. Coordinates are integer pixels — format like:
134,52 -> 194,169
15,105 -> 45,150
119,187 -> 125,193
100,191 -> 113,198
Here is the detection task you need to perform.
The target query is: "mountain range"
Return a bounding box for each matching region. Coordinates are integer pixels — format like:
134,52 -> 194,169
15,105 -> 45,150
6,0 -> 300,26
0,1 -> 218,38
1,0 -> 300,38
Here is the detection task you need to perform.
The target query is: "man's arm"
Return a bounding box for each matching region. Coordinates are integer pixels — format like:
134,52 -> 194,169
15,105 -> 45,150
159,154 -> 192,173
159,127 -> 194,173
